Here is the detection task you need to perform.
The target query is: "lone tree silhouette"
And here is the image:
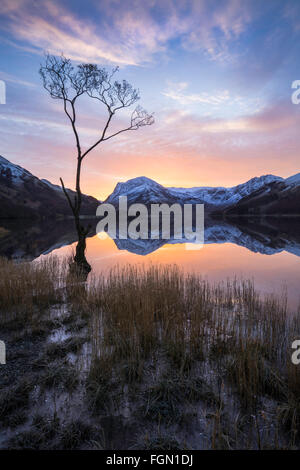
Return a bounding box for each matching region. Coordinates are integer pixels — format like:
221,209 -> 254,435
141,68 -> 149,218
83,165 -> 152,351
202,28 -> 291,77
40,54 -> 154,274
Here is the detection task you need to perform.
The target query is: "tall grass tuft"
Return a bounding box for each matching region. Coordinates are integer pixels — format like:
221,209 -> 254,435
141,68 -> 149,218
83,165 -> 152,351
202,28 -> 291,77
2,258 -> 300,449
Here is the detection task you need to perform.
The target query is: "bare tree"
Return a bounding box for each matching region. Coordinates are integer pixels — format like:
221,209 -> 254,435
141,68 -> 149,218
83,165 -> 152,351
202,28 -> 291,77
40,54 -> 154,274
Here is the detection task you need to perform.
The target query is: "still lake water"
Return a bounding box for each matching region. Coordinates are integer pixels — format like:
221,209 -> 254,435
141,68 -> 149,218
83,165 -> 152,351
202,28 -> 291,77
1,217 -> 299,310
38,231 -> 300,312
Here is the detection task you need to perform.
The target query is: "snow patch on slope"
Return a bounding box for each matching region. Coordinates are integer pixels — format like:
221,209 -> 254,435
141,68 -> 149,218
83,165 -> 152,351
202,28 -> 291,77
106,174 -> 284,207
0,155 -> 64,194
0,155 -> 34,184
285,173 -> 300,186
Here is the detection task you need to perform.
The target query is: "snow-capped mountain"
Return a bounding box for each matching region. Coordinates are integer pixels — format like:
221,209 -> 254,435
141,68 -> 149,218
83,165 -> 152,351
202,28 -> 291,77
224,173 -> 300,216
105,173 -> 299,213
167,174 -> 284,207
106,177 -> 178,205
1,153 -> 299,218
0,155 -> 35,183
285,173 -> 300,186
0,155 -> 99,218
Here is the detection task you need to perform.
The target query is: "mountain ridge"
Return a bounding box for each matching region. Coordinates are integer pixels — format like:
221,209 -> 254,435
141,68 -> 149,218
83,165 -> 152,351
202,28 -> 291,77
1,155 -> 299,218
0,155 -> 99,218
105,173 -> 299,214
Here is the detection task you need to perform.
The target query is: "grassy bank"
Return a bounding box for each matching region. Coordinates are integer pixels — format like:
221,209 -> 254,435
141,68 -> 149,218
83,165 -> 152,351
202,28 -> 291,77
0,256 -> 300,449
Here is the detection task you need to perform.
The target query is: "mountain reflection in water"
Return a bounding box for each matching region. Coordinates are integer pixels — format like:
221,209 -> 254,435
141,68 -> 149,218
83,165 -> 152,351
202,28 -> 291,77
0,216 -> 300,309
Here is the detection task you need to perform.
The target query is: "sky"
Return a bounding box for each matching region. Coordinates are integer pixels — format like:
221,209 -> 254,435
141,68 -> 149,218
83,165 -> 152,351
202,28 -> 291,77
0,0 -> 300,200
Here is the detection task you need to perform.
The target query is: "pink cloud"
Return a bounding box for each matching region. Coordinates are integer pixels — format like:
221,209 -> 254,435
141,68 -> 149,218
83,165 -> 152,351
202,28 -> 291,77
0,0 -> 255,65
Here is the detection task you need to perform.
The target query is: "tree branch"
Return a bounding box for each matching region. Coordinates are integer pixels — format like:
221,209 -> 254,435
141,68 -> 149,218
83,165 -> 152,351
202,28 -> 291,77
40,54 -> 155,239
60,177 -> 76,215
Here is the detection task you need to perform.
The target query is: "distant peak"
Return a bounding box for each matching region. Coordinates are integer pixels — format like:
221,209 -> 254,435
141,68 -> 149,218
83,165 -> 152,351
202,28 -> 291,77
119,176 -> 160,185
0,155 -> 10,164
113,176 -> 164,193
247,174 -> 282,183
285,172 -> 300,185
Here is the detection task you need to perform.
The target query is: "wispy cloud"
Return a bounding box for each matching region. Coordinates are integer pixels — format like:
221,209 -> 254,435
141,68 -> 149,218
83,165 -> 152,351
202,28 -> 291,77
0,0 -> 142,65
180,0 -> 253,62
0,71 -> 35,88
1,0 -> 300,195
162,81 -> 263,117
0,0 -> 255,65
163,81 -> 231,106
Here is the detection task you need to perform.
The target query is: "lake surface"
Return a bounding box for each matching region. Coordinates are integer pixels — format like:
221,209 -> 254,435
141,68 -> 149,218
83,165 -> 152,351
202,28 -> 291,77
42,230 -> 300,312
1,216 -> 300,311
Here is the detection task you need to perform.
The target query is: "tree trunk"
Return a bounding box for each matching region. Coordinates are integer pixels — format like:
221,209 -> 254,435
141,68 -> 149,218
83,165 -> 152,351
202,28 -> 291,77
74,230 -> 91,273
60,158 -> 92,276
70,215 -> 91,276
